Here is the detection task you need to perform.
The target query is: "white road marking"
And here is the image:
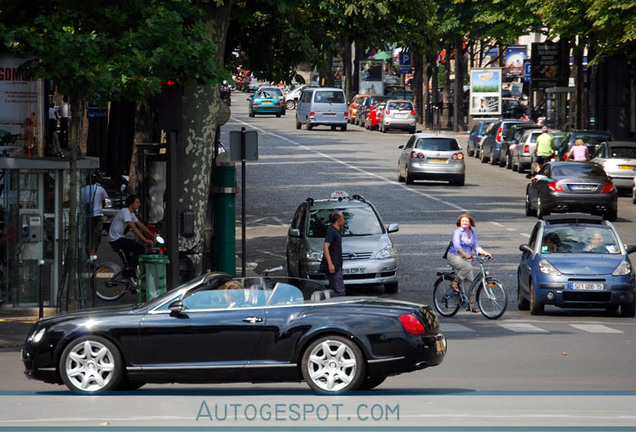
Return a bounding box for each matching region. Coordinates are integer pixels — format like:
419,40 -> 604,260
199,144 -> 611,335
570,324 -> 623,334
497,323 -> 549,333
440,323 -> 476,333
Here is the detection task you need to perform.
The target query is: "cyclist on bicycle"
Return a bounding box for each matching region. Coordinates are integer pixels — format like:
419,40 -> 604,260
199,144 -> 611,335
108,194 -> 156,281
445,213 -> 492,313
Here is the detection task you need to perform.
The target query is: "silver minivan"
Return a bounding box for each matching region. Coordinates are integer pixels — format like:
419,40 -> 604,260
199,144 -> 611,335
295,87 -> 348,131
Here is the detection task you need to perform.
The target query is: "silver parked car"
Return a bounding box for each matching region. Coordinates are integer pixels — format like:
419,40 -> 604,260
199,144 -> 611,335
511,128 -> 545,173
397,133 -> 465,186
379,99 -> 416,133
591,141 -> 636,192
286,191 -> 399,293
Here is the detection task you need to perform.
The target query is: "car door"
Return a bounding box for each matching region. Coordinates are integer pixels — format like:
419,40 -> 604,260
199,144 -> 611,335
286,204 -> 307,277
138,285 -> 266,379
399,136 -> 416,174
518,224 -> 540,296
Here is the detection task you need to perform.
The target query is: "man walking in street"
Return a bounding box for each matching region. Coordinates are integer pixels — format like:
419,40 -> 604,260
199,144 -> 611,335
320,211 -> 346,296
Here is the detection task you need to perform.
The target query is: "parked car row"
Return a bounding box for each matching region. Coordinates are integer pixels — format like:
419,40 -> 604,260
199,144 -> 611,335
350,94 -> 417,134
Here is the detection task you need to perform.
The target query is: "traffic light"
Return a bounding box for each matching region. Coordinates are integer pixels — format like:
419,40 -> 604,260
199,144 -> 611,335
158,79 -> 182,131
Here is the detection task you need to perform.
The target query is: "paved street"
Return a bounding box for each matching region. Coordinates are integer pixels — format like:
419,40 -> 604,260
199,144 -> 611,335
0,95 -> 635,429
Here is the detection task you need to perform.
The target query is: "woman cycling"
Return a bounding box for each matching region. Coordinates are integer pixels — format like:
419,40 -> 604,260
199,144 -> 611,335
445,213 -> 492,313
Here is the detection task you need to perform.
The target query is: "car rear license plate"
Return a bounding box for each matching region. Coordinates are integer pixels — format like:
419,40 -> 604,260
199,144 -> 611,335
343,267 -> 365,274
396,113 -> 408,118
429,158 -> 447,163
619,165 -> 635,170
324,113 -> 335,117
569,184 -> 596,191
262,101 -> 272,104
570,282 -> 604,291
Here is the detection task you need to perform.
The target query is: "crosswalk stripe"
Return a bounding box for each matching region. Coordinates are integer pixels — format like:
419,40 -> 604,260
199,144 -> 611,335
497,323 -> 549,333
440,323 -> 475,333
570,324 -> 623,334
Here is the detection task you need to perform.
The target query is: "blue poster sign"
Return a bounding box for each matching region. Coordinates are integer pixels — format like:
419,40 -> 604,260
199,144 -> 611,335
399,52 -> 412,67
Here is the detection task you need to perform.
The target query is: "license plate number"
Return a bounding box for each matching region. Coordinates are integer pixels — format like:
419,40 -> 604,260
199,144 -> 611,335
619,165 -> 635,170
343,267 -> 365,274
262,101 -> 272,104
570,185 -> 596,191
570,282 -> 604,291
324,113 -> 335,117
429,158 -> 447,163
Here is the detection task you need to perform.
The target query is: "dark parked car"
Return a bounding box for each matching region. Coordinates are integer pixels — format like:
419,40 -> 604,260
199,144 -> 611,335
498,122 -> 538,169
556,130 -> 613,161
22,273 -> 446,393
466,119 -> 496,158
480,119 -> 534,165
517,215 -> 636,316
502,97 -> 526,119
356,96 -> 389,127
525,161 -> 618,221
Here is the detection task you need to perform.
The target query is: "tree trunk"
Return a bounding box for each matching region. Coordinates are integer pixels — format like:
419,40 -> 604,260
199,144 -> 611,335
453,36 -> 464,131
343,39 -> 352,100
573,38 -> 585,129
413,51 -> 424,124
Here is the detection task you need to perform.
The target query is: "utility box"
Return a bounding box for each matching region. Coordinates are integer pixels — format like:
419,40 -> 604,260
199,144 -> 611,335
139,254 -> 169,302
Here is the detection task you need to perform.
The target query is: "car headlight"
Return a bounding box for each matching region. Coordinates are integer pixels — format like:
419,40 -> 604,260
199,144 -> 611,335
374,245 -> 396,260
538,259 -> 561,276
306,251 -> 323,262
29,327 -> 46,343
612,260 -> 632,276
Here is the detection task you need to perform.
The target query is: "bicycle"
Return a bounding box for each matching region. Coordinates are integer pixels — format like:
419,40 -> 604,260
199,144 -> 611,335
433,255 -> 508,320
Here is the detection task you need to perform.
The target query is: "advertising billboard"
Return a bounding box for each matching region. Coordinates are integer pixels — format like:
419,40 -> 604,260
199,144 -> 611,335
359,60 -> 384,95
505,46 -> 527,77
469,68 -> 502,116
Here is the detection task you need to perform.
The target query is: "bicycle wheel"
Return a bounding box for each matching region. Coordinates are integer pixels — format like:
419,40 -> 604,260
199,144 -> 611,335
94,263 -> 127,301
477,278 -> 508,320
433,275 -> 461,317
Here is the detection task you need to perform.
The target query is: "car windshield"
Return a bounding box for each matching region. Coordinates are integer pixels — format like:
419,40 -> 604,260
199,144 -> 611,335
551,163 -> 606,178
540,226 -> 620,254
572,134 -> 611,146
314,91 -> 345,103
307,206 -> 383,238
609,146 -> 636,158
388,101 -> 413,110
415,138 -> 461,151
257,89 -> 281,99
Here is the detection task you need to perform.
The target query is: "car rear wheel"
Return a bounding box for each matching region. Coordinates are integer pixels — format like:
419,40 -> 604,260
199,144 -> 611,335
505,153 -> 512,169
467,145 -> 474,157
384,282 -> 398,293
621,301 -> 636,317
276,112 -> 281,118
604,207 -> 617,222
249,110 -> 255,118
405,169 -> 414,185
632,185 -> 636,204
60,335 -> 123,393
536,197 -> 549,219
525,194 -> 533,216
341,124 -> 347,131
490,150 -> 498,165
331,125 -> 337,131
449,176 -> 465,186
307,124 -> 313,130
480,148 -> 489,163
397,166 -> 405,182
358,376 -> 387,390
301,335 -> 365,393
529,281 -> 544,315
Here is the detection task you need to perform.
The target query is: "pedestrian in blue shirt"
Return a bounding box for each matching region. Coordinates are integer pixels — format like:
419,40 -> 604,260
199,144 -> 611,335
446,213 -> 492,312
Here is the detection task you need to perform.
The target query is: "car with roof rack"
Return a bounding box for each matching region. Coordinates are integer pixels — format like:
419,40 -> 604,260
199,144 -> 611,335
517,215 -> 636,316
286,191 -> 399,293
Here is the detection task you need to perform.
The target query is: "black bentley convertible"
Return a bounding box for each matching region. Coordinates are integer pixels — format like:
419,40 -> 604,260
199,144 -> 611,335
22,273 -> 446,393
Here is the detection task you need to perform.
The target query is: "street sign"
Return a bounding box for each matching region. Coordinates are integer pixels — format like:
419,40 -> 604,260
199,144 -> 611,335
398,66 -> 412,75
399,52 -> 412,67
524,60 -> 532,82
229,130 -> 258,161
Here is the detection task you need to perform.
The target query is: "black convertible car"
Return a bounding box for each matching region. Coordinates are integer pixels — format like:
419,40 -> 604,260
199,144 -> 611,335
22,273 -> 446,393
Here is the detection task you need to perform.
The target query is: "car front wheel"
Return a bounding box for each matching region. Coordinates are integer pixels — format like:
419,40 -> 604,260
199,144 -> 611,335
529,281 -> 544,315
301,335 -> 365,393
59,335 -> 124,393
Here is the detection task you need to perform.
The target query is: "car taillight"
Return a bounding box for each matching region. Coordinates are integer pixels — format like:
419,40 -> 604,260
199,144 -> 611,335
548,181 -> 564,192
344,112 -> 348,118
523,144 -> 530,154
600,182 -> 615,193
600,159 -> 607,168
476,137 -> 482,142
385,109 -> 390,114
410,151 -> 425,159
399,313 -> 426,335
411,110 -> 416,115
309,111 -> 315,120
452,152 -> 464,160
496,126 -> 503,143
275,102 -> 280,106
252,103 -> 258,107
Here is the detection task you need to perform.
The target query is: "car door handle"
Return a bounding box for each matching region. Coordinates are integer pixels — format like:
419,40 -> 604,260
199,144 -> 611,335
242,316 -> 263,324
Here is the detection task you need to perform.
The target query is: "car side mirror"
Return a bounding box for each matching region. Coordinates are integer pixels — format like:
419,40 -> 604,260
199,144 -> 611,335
288,228 -> 301,238
169,300 -> 184,314
398,145 -> 404,149
626,245 -> 636,254
387,223 -> 399,233
519,244 -> 533,254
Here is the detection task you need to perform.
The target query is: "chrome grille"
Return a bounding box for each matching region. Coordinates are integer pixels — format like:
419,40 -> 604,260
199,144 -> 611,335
342,252 -> 373,260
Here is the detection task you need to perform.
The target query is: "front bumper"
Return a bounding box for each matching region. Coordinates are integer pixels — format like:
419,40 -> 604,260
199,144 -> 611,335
534,277 -> 634,308
306,258 -> 398,287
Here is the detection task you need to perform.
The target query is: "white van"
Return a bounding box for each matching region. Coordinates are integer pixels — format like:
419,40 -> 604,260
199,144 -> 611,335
295,87 -> 348,131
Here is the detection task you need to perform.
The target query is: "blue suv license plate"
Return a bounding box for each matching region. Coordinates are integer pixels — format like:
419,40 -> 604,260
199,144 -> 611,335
570,282 -> 604,291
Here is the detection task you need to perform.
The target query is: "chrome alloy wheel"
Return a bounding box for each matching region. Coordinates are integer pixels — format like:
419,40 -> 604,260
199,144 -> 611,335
304,338 -> 361,392
63,338 -> 118,392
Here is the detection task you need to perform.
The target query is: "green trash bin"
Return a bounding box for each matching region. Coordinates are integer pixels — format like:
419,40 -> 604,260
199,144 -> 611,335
139,254 -> 169,302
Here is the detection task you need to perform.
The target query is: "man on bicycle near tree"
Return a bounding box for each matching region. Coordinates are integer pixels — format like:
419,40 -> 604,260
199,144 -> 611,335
445,213 -> 492,313
108,194 -> 156,282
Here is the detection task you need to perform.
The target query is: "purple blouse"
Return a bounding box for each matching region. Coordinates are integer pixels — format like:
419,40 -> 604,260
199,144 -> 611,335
448,227 -> 483,256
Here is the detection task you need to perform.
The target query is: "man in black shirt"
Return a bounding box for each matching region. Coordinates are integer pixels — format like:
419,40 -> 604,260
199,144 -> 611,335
320,211 -> 345,296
